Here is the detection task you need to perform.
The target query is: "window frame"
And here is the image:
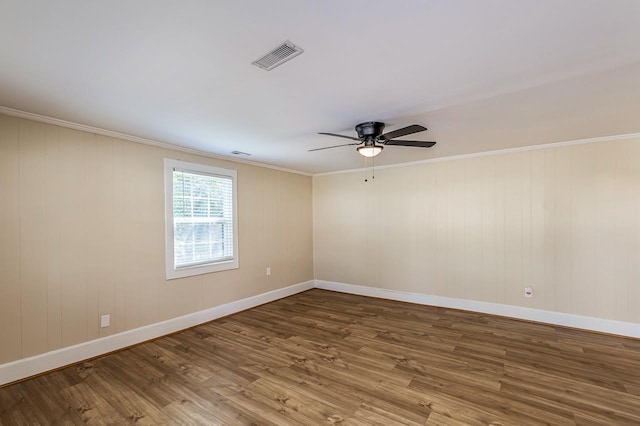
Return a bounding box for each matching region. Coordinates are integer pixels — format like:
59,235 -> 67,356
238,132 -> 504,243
164,158 -> 239,280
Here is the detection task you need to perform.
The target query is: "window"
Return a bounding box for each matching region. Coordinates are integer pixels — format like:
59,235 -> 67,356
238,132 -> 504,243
164,159 -> 238,279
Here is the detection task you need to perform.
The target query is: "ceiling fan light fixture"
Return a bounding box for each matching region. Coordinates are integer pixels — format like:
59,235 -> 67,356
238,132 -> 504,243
357,144 -> 383,157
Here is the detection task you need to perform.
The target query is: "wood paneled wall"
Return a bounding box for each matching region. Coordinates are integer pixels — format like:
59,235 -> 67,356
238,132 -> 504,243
0,114 -> 313,364
313,138 -> 640,324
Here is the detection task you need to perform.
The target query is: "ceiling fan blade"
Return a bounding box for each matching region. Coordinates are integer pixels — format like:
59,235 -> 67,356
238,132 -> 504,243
309,142 -> 361,152
384,140 -> 436,148
380,124 -> 427,141
318,132 -> 360,141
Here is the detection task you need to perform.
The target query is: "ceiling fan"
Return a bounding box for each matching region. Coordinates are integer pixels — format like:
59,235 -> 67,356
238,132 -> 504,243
310,122 -> 436,157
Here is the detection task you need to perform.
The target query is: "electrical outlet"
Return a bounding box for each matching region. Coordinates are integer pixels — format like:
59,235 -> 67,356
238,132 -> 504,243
266,267 -> 271,276
100,314 -> 111,328
524,287 -> 533,298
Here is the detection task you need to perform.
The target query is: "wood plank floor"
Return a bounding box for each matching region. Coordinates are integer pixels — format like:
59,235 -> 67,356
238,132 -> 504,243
2,289 -> 640,425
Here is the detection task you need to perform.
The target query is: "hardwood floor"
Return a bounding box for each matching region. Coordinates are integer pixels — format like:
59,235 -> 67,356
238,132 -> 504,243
2,289 -> 640,425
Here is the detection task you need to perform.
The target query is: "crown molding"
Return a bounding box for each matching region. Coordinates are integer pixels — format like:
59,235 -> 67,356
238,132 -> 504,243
0,106 -> 311,177
3,105 -> 638,179
313,132 -> 640,177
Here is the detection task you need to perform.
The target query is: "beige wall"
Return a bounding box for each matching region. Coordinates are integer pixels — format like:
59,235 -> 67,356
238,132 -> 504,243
314,138 -> 640,324
0,114 -> 313,364
2,111 -> 638,365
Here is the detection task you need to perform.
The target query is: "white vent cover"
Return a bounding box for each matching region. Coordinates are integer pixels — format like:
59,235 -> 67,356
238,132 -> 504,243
252,40 -> 304,71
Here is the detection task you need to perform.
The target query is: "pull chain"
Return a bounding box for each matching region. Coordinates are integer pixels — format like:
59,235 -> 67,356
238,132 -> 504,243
364,155 -> 376,182
364,156 -> 369,182
372,154 -> 375,180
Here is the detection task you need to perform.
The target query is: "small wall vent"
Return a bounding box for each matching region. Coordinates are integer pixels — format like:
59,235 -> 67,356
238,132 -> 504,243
252,40 -> 304,71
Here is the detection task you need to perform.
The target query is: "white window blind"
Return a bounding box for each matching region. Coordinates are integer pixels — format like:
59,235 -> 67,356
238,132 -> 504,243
173,170 -> 234,268
164,159 -> 238,279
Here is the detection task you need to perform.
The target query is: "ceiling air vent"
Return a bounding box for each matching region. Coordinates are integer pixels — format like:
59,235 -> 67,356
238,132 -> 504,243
252,40 -> 304,71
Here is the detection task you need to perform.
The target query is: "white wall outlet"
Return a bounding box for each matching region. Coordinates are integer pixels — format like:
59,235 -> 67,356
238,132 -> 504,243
524,287 -> 533,298
266,267 -> 271,276
100,314 -> 111,328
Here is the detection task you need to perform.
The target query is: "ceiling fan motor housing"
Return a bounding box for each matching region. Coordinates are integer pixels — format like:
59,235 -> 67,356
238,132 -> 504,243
355,122 -> 385,139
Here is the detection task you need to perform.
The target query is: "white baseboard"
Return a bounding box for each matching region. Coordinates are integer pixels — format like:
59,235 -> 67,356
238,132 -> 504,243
4,278 -> 639,386
0,280 -> 314,386
315,280 -> 640,339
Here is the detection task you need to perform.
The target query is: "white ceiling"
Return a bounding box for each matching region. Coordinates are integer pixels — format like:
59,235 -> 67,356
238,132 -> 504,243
2,0 -> 640,174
